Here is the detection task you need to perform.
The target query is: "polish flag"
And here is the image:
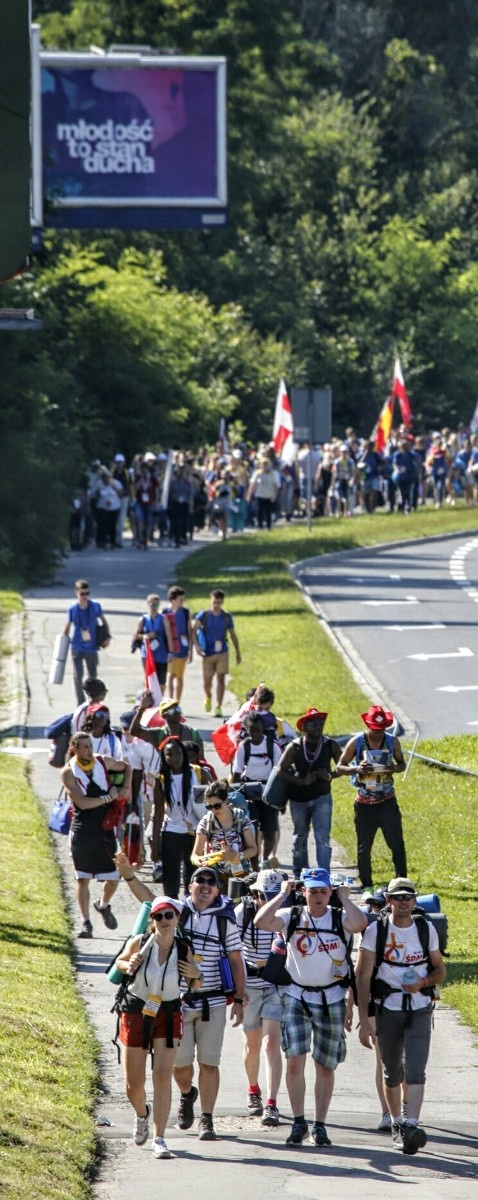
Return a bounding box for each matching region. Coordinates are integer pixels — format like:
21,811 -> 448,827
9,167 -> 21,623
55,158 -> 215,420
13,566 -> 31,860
272,378 -> 296,464
144,640 -> 162,705
392,357 -> 413,427
371,396 -> 395,452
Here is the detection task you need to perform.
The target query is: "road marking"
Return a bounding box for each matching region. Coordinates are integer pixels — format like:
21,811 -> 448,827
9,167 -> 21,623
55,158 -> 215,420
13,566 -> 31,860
437,684 -> 478,693
385,623 -> 445,631
361,596 -> 419,606
409,647 -> 473,662
348,574 -> 401,583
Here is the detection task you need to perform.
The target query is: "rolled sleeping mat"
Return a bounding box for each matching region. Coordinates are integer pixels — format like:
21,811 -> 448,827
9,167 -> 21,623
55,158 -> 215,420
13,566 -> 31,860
48,633 -> 70,685
107,900 -> 152,984
261,767 -> 289,811
416,893 -> 441,913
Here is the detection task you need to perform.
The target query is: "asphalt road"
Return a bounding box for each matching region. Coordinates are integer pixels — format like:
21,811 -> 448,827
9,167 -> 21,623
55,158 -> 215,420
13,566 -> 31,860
17,533 -> 478,1199
295,531 -> 478,740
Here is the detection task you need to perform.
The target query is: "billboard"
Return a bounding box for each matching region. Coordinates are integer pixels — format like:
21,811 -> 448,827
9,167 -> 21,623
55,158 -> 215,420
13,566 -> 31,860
0,0 -> 31,280
36,51 -> 226,229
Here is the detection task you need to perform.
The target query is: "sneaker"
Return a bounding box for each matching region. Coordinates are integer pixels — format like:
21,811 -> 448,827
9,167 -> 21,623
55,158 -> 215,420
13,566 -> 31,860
198,1114 -> 217,1141
286,1120 -> 309,1145
77,919 -> 93,939
392,1121 -> 404,1151
310,1122 -> 331,1146
214,706 -> 223,719
152,1136 -> 174,1159
262,1105 -> 280,1128
133,1103 -> 151,1146
402,1122 -> 427,1155
378,1111 -> 392,1132
176,1086 -> 198,1130
247,1090 -> 263,1116
204,697 -> 212,713
152,864 -> 163,883
93,901 -> 118,930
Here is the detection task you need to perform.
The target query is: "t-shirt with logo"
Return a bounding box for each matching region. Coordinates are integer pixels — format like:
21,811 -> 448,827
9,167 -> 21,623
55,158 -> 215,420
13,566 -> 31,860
360,918 -> 438,1011
276,905 -> 348,1004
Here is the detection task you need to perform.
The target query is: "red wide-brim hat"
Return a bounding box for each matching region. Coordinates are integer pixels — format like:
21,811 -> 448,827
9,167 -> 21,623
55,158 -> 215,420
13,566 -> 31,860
361,705 -> 394,730
297,707 -> 328,733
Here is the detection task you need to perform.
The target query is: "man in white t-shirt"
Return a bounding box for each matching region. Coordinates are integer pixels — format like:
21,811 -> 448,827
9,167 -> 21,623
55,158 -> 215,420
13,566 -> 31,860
356,876 -> 445,1156
255,867 -> 366,1148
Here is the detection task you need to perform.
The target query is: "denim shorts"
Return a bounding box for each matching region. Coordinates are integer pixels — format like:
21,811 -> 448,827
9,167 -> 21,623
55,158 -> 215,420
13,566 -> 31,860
243,984 -> 283,1031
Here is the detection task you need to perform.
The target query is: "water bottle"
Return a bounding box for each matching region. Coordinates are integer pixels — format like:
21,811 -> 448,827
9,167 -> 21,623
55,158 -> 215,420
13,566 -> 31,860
402,966 -> 418,990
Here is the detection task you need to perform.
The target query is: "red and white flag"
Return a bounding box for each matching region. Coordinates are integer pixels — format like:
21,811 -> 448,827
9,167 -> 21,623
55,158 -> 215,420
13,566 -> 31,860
144,640 -> 162,706
272,378 -> 296,464
392,357 -> 413,427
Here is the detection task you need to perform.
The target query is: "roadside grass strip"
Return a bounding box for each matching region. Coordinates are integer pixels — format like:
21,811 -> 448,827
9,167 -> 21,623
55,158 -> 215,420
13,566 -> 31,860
178,511 -> 478,1035
0,756 -> 100,1200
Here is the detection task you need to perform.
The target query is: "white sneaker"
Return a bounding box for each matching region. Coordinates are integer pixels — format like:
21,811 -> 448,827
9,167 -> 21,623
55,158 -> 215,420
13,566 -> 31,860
152,1136 -> 175,1159
133,1103 -> 150,1145
378,1111 -> 392,1132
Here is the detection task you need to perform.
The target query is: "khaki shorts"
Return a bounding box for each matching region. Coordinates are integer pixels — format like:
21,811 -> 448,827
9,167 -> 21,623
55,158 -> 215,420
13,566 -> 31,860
174,1002 -> 227,1068
169,656 -> 188,680
203,652 -> 229,688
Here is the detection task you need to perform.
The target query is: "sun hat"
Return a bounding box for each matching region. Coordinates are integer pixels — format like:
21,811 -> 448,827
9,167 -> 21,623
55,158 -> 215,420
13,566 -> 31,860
150,896 -> 183,917
361,705 -> 394,730
250,869 -> 287,897
386,877 -> 416,897
296,707 -> 328,733
159,698 -> 181,716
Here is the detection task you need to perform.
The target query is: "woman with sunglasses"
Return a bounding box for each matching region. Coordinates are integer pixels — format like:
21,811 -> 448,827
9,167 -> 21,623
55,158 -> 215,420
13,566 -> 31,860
191,780 -> 257,892
152,737 -> 200,898
114,894 -> 203,1159
82,703 -> 123,758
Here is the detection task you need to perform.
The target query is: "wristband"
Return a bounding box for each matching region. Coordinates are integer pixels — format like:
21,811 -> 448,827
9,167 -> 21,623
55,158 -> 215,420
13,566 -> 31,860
234,997 -> 243,1004
124,874 -> 135,882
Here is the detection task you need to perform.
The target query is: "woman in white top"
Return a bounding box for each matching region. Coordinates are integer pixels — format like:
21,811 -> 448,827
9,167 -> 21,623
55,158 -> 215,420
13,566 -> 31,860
153,737 -> 198,898
114,891 -> 202,1159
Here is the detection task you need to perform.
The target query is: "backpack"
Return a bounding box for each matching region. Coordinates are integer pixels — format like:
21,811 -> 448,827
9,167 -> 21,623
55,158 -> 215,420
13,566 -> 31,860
262,903 -> 356,1003
110,931 -> 190,1057
242,728 -> 276,775
204,805 -> 248,844
371,911 -> 435,1008
45,712 -> 73,768
162,609 -> 180,655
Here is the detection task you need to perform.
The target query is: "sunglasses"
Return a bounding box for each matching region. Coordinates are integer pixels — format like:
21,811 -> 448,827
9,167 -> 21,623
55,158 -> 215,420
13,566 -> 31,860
205,802 -> 223,811
193,876 -> 217,885
152,910 -> 176,922
78,590 -> 90,596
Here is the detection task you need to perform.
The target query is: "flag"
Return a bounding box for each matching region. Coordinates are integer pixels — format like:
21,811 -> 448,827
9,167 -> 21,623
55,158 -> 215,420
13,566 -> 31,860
218,417 -> 229,455
392,357 -> 413,427
371,396 -> 394,452
470,402 -> 478,434
144,641 -> 162,705
272,378 -> 296,464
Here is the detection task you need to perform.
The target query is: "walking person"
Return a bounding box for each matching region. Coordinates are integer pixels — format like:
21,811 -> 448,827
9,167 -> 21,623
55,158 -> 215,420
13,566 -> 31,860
193,588 -> 241,718
237,869 -> 288,1126
336,705 -> 407,889
63,579 -> 110,704
256,869 -> 366,1147
275,708 -> 342,876
191,779 -> 257,893
135,594 -> 174,692
164,586 -> 193,704
61,731 -> 131,937
112,894 -> 203,1160
232,712 -> 282,868
151,736 -> 198,899
355,876 -> 446,1154
114,858 -> 245,1142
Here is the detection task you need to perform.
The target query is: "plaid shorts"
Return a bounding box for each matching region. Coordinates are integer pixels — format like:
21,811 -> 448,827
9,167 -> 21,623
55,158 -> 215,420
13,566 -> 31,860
280,993 -> 347,1069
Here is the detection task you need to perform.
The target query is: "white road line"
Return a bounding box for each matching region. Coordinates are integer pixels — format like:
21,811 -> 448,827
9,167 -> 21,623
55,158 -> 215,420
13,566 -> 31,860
437,684 -> 478,693
385,623 -> 445,631
408,647 -> 473,661
361,596 -> 419,606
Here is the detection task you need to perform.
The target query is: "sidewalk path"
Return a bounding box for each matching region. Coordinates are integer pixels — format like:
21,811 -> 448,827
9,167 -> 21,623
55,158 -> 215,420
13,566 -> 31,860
22,539 -> 478,1199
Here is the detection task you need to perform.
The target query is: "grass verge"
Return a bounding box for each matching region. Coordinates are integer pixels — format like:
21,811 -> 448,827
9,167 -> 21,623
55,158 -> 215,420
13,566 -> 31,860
0,756 -> 100,1200
178,508 -> 478,1035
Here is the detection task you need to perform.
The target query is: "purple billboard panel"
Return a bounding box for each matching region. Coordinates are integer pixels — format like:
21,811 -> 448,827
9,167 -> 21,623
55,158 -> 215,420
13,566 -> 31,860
40,57 -> 226,214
